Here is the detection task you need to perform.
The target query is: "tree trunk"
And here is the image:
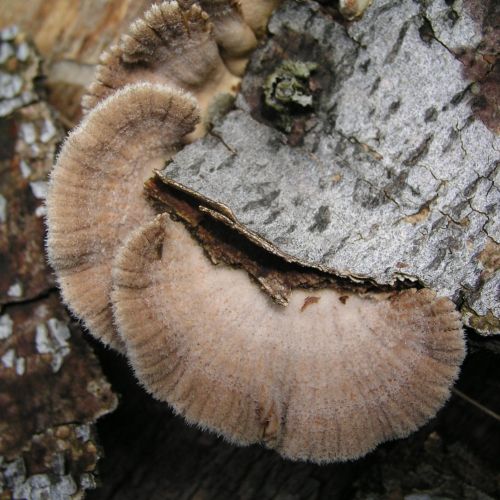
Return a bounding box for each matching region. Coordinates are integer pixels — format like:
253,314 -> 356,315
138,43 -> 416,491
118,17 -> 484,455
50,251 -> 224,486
1,1 -> 498,499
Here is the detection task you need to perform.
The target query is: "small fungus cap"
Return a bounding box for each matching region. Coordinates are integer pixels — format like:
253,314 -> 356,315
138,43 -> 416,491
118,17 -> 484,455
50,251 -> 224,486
238,0 -> 283,36
46,83 -> 199,350
111,213 -> 465,463
339,0 -> 373,20
81,1 -> 240,138
178,0 -> 258,75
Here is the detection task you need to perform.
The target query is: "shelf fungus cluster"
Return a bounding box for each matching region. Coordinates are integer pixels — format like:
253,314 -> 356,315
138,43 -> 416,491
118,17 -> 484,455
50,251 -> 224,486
46,1 -> 465,463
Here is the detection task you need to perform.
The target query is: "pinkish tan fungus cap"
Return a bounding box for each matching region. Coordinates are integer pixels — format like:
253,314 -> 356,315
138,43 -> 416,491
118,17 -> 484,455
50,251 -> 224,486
178,0 -> 258,75
81,1 -> 240,138
46,84 -> 199,350
238,0 -> 283,36
111,213 -> 466,463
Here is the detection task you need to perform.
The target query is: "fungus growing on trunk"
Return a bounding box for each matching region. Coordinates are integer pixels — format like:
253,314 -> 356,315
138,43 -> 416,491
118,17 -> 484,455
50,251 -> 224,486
45,0 -> 468,464
47,0 -> 279,349
178,0 -> 258,76
81,1 -> 242,138
238,0 -> 283,36
46,83 -> 199,350
111,212 -> 465,463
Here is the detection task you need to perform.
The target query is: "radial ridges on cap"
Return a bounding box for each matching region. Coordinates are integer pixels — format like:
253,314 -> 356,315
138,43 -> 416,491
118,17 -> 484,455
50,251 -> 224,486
81,1 -> 240,139
46,84 -> 199,350
111,213 -> 465,463
178,0 -> 258,75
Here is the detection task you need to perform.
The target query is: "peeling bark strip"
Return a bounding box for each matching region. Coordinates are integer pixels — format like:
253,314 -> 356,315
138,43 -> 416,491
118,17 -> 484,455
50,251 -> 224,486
146,173 -> 394,306
165,0 -> 500,334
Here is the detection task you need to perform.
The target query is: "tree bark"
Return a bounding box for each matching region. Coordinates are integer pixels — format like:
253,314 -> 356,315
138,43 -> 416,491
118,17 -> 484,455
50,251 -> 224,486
0,0 -> 153,125
1,1 -> 499,499
164,0 -> 499,335
0,28 -> 117,500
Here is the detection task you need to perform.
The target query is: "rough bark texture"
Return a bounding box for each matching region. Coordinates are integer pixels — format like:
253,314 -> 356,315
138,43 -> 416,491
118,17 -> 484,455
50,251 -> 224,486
164,0 -> 499,334
0,1 -> 499,499
0,28 -> 117,499
0,0 -> 153,125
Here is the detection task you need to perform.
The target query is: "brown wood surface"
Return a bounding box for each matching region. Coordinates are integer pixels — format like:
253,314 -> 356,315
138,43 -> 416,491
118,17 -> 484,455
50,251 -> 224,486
0,0 -> 153,124
0,0 -> 152,63
1,1 -> 499,498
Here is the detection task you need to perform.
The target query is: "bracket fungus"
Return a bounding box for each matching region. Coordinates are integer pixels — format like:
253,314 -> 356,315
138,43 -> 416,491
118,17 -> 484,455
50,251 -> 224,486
81,1 -> 254,137
111,212 -> 464,462
177,0 -> 259,76
47,83 -> 199,350
45,0 -> 467,463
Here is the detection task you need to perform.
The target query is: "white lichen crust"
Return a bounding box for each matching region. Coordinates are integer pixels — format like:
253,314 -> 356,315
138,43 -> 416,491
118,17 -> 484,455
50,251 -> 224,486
46,83 -> 199,350
111,214 -> 465,463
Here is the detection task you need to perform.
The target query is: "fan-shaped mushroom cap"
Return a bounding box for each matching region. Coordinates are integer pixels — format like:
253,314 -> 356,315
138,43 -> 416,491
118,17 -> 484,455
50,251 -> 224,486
81,1 -> 239,138
238,0 -> 282,36
112,213 -> 465,463
178,0 -> 258,75
46,84 -> 199,350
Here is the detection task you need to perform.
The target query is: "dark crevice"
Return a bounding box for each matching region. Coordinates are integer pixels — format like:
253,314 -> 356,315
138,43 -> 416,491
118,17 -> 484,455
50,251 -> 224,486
0,286 -> 57,312
145,173 -> 421,307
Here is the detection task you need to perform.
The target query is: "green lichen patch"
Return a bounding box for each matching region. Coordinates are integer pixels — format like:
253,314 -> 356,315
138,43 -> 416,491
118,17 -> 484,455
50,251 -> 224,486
263,60 -> 318,133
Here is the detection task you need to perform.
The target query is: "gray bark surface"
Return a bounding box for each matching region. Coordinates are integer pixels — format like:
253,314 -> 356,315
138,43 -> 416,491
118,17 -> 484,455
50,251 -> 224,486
165,0 -> 499,334
1,2 -> 499,499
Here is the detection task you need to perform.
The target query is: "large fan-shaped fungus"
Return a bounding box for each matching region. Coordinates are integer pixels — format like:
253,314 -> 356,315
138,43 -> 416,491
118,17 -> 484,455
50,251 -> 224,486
45,0 -> 467,463
111,213 -> 465,462
46,83 -> 199,350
